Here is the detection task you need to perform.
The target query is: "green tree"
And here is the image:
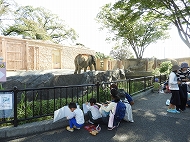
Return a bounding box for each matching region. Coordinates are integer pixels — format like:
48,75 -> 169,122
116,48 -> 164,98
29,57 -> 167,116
159,61 -> 172,76
0,0 -> 12,16
95,52 -> 109,60
96,3 -> 169,59
110,42 -> 134,60
2,6 -> 78,44
115,0 -> 190,49
0,0 -> 16,25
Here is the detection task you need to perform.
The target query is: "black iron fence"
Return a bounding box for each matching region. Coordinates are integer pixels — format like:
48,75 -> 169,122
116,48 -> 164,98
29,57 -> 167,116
0,74 -> 167,127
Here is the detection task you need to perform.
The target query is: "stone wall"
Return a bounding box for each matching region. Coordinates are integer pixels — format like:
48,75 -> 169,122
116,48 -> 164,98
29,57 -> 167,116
62,45 -> 95,69
175,57 -> 190,66
3,69 -> 126,90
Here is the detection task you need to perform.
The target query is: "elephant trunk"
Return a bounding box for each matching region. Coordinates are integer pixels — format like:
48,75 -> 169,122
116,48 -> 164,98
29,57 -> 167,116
91,55 -> 96,71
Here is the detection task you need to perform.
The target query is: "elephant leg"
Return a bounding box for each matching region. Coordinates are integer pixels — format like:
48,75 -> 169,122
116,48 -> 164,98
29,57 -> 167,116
74,68 -> 78,74
93,63 -> 96,71
89,65 -> 93,71
74,65 -> 78,74
84,67 -> 87,72
78,66 -> 82,74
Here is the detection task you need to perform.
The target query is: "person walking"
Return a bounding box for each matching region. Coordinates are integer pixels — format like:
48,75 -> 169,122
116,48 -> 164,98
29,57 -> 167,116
176,62 -> 190,111
167,65 -> 181,113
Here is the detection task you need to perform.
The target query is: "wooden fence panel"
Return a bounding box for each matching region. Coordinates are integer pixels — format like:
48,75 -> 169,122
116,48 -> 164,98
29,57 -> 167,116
6,41 -> 26,70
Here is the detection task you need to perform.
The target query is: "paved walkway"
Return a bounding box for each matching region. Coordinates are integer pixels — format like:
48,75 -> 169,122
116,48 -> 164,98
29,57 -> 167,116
2,91 -> 190,142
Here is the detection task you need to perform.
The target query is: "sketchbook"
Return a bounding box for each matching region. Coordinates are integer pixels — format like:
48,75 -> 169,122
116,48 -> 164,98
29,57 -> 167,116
82,103 -> 90,114
53,105 -> 79,122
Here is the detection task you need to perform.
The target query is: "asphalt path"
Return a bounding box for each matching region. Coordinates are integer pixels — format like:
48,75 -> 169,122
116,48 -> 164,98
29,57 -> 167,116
2,92 -> 190,142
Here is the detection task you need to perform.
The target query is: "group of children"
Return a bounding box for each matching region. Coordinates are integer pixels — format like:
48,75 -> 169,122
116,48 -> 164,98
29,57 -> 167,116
66,83 -> 134,133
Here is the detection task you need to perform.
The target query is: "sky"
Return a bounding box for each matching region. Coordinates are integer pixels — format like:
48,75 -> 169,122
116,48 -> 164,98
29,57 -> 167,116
14,0 -> 190,59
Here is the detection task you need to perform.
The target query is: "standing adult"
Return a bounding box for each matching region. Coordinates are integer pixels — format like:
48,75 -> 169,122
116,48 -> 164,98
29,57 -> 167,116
167,65 -> 181,113
176,62 -> 190,111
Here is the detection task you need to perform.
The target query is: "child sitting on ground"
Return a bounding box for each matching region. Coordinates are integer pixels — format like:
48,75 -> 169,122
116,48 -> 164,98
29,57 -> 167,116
163,80 -> 170,93
110,83 -> 134,106
66,102 -> 84,132
110,83 -> 134,122
85,98 -> 102,124
152,78 -> 160,93
100,88 -> 121,130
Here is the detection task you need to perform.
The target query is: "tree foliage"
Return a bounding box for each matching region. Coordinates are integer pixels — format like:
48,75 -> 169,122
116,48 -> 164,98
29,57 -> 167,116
95,52 -> 110,60
96,3 -> 169,59
2,5 -> 78,44
0,0 -> 16,17
115,0 -> 190,49
159,61 -> 172,75
0,0 -> 17,27
109,42 -> 134,60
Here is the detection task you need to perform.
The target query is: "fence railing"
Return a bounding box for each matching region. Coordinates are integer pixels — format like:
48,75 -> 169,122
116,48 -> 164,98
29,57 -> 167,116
0,74 -> 167,127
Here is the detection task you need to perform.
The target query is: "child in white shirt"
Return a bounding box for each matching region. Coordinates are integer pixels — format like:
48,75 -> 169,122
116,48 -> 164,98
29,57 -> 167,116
100,88 -> 120,130
86,98 -> 102,124
66,102 -> 84,132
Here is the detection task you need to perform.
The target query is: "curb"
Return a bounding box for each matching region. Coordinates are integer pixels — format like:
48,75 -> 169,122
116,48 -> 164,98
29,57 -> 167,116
0,118 -> 68,139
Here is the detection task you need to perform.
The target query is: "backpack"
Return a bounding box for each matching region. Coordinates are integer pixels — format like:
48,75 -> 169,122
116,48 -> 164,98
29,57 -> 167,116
114,101 -> 126,122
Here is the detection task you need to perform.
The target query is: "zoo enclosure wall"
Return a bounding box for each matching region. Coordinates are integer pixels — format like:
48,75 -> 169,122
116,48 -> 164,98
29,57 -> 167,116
0,36 -> 95,71
0,35 -> 189,72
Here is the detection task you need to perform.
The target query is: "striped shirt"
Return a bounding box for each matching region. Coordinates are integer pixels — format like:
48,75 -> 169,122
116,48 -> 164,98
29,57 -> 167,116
176,69 -> 190,82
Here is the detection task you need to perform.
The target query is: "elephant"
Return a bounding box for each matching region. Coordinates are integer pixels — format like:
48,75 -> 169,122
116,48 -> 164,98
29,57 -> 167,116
74,54 -> 96,74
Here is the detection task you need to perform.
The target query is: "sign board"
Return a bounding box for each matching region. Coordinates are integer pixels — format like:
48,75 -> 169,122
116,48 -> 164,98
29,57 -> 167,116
0,93 -> 13,110
0,93 -> 14,118
0,62 -> 6,82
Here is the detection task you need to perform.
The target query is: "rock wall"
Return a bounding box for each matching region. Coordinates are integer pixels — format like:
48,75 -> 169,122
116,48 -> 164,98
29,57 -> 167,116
3,69 -> 127,90
3,69 -> 154,101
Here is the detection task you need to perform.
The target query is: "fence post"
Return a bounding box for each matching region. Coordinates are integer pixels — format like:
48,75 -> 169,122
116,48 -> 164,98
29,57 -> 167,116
129,79 -> 131,95
96,81 -> 100,103
144,77 -> 146,91
13,86 -> 18,127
